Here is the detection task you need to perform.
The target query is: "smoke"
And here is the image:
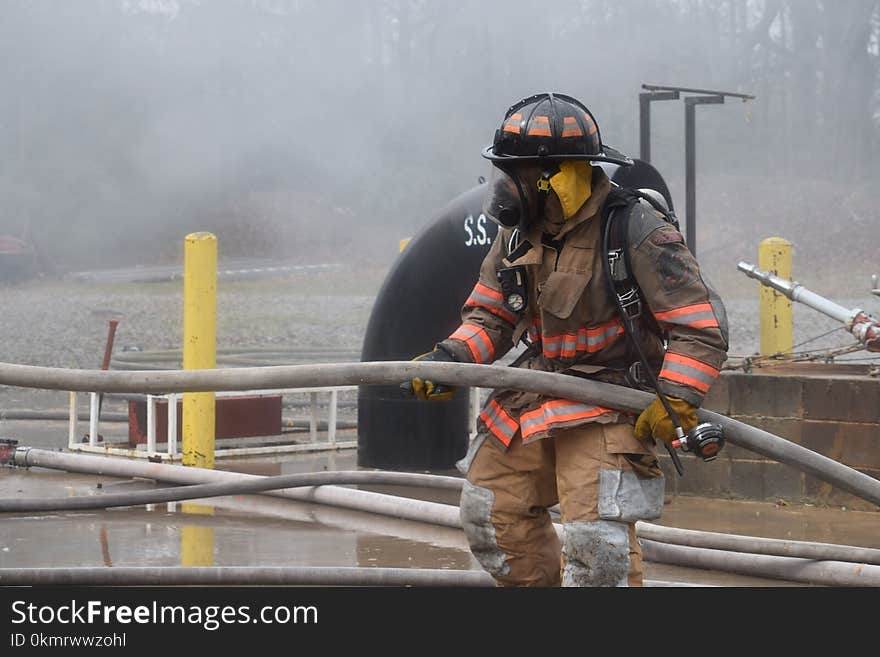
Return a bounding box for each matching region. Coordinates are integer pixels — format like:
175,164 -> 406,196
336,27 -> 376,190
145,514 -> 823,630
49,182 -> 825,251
0,0 -> 877,287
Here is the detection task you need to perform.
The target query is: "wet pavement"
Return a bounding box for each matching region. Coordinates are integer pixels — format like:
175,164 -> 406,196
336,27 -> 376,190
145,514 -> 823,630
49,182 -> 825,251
2,445 -> 878,587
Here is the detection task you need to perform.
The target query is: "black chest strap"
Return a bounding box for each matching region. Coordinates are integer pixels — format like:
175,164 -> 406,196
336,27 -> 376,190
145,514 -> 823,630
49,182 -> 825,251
600,189 -> 643,328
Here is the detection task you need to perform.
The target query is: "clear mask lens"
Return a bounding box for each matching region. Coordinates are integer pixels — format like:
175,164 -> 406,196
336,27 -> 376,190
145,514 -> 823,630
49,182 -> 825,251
483,165 -> 531,228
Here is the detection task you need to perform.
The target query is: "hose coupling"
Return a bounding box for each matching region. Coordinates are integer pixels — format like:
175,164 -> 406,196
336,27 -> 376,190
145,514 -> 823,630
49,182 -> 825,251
0,438 -> 19,466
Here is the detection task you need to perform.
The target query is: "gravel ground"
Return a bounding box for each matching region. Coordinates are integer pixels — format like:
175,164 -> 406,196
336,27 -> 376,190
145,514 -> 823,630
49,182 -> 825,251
0,265 -> 382,429
0,266 -> 380,369
0,262 -> 877,427
0,264 -> 875,366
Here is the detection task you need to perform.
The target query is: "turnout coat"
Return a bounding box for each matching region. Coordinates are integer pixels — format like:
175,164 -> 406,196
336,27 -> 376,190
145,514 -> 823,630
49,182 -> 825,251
439,167 -> 729,447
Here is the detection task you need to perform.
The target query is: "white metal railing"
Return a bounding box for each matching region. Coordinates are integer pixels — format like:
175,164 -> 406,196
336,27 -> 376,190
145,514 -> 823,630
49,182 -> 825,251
67,387 -> 357,460
67,384 -> 487,460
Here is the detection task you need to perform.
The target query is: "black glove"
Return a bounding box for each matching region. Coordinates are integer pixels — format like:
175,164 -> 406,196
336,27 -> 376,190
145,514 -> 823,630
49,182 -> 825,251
401,346 -> 456,401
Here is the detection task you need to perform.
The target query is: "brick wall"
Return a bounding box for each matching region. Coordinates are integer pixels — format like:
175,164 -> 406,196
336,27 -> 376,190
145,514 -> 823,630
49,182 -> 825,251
657,363 -> 880,511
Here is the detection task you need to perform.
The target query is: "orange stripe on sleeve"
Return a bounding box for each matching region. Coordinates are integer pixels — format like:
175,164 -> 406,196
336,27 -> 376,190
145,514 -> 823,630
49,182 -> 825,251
658,369 -> 712,393
687,318 -> 722,329
660,352 -> 719,394
654,303 -> 714,321
450,324 -> 495,364
664,352 -> 720,377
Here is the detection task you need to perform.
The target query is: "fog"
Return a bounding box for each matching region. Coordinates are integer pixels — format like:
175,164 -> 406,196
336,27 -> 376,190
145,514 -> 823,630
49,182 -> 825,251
0,0 -> 878,292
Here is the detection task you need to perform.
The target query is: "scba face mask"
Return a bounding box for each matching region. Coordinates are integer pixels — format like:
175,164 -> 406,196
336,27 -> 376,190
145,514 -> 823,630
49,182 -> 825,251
482,163 -> 550,231
483,161 -> 593,231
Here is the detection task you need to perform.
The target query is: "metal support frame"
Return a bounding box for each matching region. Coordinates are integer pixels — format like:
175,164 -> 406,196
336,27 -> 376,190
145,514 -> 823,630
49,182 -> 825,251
684,94 -> 725,256
639,90 -> 679,163
639,84 -> 755,257
67,386 -> 357,461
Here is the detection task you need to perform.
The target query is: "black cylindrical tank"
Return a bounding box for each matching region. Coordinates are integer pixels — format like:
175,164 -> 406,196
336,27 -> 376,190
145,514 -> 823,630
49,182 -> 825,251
357,184 -> 497,471
358,160 -> 671,471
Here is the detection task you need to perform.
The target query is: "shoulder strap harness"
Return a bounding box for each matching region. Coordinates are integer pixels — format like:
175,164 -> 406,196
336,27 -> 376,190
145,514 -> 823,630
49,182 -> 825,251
600,186 -> 686,476
600,186 -> 679,335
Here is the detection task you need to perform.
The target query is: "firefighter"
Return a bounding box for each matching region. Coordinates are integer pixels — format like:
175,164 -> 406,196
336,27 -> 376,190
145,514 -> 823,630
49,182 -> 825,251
407,93 -> 729,586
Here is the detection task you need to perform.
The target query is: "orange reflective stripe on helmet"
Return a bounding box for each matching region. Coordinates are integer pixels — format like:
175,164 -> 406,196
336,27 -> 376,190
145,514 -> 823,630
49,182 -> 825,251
464,282 -> 518,324
659,352 -> 719,393
450,323 -> 495,364
482,93 -> 631,166
479,398 -> 518,446
583,112 -> 598,135
520,399 -> 613,440
654,302 -> 719,330
527,115 -> 552,137
502,112 -> 522,135
561,116 -> 583,138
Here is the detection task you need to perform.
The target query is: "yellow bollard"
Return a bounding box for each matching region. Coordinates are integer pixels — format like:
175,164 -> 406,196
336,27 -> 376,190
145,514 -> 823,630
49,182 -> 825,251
758,237 -> 793,356
182,232 -> 217,469
181,503 -> 215,567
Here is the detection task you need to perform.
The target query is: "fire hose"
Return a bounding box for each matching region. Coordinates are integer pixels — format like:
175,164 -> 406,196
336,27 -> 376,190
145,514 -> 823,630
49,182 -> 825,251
738,261 -> 880,352
0,360 -> 877,506
3,447 -> 879,586
2,360 -> 880,586
3,449 -> 879,566
0,566 -> 493,587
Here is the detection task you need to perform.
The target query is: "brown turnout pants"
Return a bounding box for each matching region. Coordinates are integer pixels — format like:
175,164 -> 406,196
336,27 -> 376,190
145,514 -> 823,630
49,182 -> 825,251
458,421 -> 664,587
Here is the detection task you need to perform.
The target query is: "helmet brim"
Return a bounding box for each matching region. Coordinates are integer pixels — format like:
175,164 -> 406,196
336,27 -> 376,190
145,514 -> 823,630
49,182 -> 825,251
481,145 -> 634,167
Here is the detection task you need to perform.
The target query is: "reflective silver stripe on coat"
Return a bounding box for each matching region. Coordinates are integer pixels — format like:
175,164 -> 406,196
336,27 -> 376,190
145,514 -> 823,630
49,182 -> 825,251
561,334 -> 578,357
459,481 -> 510,578
466,285 -> 515,322
478,401 -> 517,445
542,335 -> 563,352
451,324 -> 493,363
598,469 -> 665,522
579,322 -> 622,351
660,358 -> 716,388
520,401 -> 607,437
543,322 -> 621,358
561,520 -> 630,587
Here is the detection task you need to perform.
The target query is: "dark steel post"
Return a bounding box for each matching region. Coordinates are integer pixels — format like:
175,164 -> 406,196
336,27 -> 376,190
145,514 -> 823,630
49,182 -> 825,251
684,95 -> 724,256
685,100 -> 696,255
639,93 -> 651,162
639,91 -> 679,164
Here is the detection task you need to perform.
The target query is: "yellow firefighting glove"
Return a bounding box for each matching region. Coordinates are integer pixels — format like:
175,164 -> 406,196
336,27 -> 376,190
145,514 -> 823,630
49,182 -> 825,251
634,395 -> 698,445
402,347 -> 456,401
